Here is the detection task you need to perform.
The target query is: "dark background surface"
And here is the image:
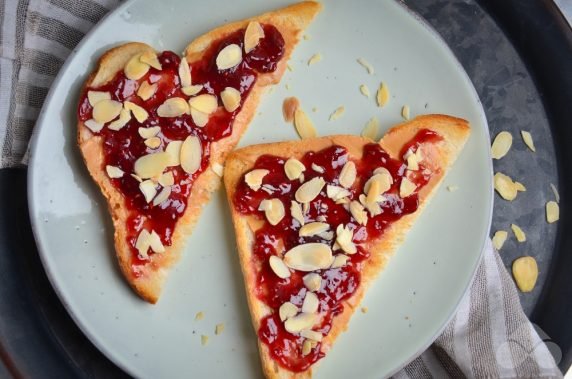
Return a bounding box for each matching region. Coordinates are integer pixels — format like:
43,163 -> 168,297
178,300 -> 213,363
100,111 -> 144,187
0,0 -> 570,377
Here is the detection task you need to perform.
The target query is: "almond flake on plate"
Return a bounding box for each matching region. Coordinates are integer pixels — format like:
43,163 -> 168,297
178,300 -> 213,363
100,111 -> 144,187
546,201 -> 559,223
494,172 -> 519,201
512,256 -> 538,292
521,130 -> 536,152
307,53 -> 322,66
492,230 -> 508,250
329,106 -> 345,121
376,82 -> 389,107
195,311 -> 204,321
294,109 -> 317,139
447,185 -> 459,192
359,84 -> 370,98
361,117 -> 379,140
401,105 -> 410,120
357,58 -> 374,74
215,323 -> 225,335
511,224 -> 526,242
491,131 -> 512,160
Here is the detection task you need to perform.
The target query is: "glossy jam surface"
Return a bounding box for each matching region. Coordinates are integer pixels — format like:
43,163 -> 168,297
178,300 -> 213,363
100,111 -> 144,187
77,25 -> 284,274
233,131 -> 442,372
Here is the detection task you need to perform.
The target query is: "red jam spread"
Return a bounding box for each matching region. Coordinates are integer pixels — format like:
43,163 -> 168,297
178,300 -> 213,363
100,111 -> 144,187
233,130 -> 443,372
77,25 -> 284,275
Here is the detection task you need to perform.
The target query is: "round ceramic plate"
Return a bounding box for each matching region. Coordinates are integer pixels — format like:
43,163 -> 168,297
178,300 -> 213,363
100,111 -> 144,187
28,0 -> 493,377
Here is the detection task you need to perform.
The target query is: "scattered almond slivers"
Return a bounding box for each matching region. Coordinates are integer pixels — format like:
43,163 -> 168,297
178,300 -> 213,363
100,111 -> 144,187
215,323 -> 225,335
336,224 -> 356,254
178,57 -> 192,88
290,201 -> 305,226
326,185 -> 350,201
137,81 -> 157,101
491,131 -> 512,160
259,199 -> 285,226
299,222 -> 329,237
400,177 -> 416,198
521,130 -> 536,152
283,243 -> 333,271
300,329 -> 322,342
135,229 -> 164,259
165,141 -> 183,166
245,169 -> 269,191
124,101 -> 149,123
307,53 -> 322,66
216,44 -> 242,70
220,87 -> 241,112
138,126 -> 161,139
294,108 -> 317,139
492,230 -> 508,250
404,149 -> 423,171
284,313 -> 318,334
284,158 -> 306,180
303,273 -> 321,291
330,254 -> 349,269
139,179 -> 157,203
125,53 -> 150,80
107,109 -> 131,131
180,135 -> 202,174
365,170 -> 392,198
87,91 -> 111,106
282,97 -> 300,122
359,84 -> 370,98
401,105 -> 410,120
357,58 -> 374,74
134,152 -> 171,179
349,201 -> 368,225
244,21 -> 264,53
339,161 -> 356,188
447,185 -> 459,192
158,172 -> 174,186
157,97 -> 189,117
511,224 -> 526,242
139,51 -> 162,70
195,311 -> 204,321
84,119 -> 104,133
189,94 -> 218,114
105,165 -> 124,179
279,302 -> 298,322
361,117 -> 379,140
512,256 -> 538,292
92,99 -> 122,124
144,137 -> 161,149
329,106 -> 345,121
153,186 -> 171,206
182,85 -> 203,96
212,163 -> 224,177
494,172 -> 519,201
301,292 -> 319,314
201,335 -> 209,346
295,176 -> 325,203
269,255 -> 291,279
190,108 -> 209,127
546,201 -> 559,223
376,82 -> 389,107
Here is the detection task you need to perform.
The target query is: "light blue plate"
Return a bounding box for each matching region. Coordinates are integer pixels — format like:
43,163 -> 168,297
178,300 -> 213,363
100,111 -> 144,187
28,0 -> 493,377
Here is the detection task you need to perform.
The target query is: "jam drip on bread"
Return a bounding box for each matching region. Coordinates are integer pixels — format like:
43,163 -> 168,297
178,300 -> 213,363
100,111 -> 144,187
77,24 -> 284,276
233,130 -> 443,372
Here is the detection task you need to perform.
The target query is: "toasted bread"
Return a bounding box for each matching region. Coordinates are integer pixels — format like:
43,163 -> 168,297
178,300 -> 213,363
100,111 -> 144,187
223,114 -> 470,378
78,1 -> 322,303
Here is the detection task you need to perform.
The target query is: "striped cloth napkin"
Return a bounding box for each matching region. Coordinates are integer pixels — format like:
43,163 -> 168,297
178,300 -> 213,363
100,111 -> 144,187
0,1 -> 563,377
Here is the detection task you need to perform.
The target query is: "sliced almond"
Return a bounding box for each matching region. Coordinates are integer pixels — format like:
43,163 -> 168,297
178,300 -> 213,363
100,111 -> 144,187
401,105 -> 411,120
295,177 -> 325,203
157,97 -> 189,117
511,224 -> 526,242
299,222 -> 329,237
135,229 -> 151,258
361,117 -> 379,140
137,81 -> 157,101
404,149 -> 422,171
521,130 -> 536,152
492,230 -> 508,251
339,161 -> 356,188
138,126 -> 161,139
447,185 -> 459,192
190,108 -> 209,127
300,330 -> 322,342
329,106 -> 345,121
201,335 -> 209,346
294,109 -> 317,139
365,171 -> 393,196
302,340 -> 312,356
400,177 -> 416,198
283,243 -> 333,271
178,57 -> 192,88
357,58 -> 374,74
491,131 -> 513,159
244,21 -> 265,53
512,256 -> 538,292
158,172 -> 174,186
284,313 -> 318,334
376,82 -> 389,107
282,97 -> 300,122
124,101 -> 149,123
139,51 -> 162,70
92,99 -> 122,124
131,174 -> 143,183
546,201 -> 559,223
303,273 -> 322,292
279,302 -> 298,322
311,163 -> 325,174
87,91 -> 111,106
349,201 -> 368,225
125,54 -> 150,80
326,185 -> 351,201
307,53 -> 322,66
139,180 -> 157,203
360,193 -> 382,216
245,169 -> 269,191
216,44 -> 242,70
220,87 -> 241,112
180,135 -> 202,174
269,256 -> 291,279
212,163 -> 224,177
149,230 -> 165,253
189,94 -> 218,114
182,85 -> 203,96
215,323 -> 225,335
301,292 -> 319,314
359,84 -> 370,98
494,172 -> 518,201
106,165 -> 124,179
330,254 -> 349,269
108,109 -> 131,131
335,224 -> 357,254
84,119 -> 104,133
260,199 -> 285,226
165,141 -> 183,166
291,201 -> 305,226
153,186 -> 171,206
284,158 -> 306,180
133,152 -> 171,179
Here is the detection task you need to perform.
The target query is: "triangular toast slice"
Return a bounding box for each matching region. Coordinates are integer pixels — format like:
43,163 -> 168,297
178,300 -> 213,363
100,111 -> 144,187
223,114 -> 470,378
77,1 -> 322,303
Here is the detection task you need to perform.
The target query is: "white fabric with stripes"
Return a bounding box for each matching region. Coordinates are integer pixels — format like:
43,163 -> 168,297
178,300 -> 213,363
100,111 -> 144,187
0,1 -> 563,377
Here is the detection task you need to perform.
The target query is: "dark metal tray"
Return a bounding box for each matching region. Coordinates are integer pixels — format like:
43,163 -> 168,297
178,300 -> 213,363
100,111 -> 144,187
0,0 -> 570,376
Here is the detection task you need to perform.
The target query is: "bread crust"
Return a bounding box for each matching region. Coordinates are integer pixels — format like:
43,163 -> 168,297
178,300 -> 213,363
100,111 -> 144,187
223,114 -> 470,378
77,1 -> 322,303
